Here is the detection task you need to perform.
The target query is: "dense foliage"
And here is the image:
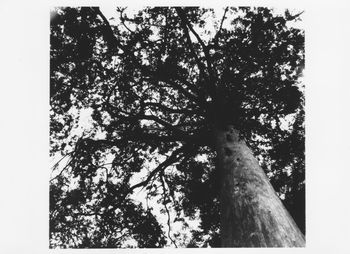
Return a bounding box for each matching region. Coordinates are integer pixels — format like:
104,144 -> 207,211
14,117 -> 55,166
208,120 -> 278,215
50,7 -> 304,248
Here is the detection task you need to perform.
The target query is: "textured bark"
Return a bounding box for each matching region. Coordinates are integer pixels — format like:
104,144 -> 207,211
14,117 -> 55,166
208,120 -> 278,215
214,125 -> 305,247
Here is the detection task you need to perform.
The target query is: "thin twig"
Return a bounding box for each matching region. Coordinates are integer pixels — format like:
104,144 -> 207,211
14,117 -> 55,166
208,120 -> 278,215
123,145 -> 188,198
213,7 -> 229,47
51,152 -> 72,171
117,8 -> 135,33
50,158 -> 73,183
160,173 -> 178,247
175,8 -> 217,98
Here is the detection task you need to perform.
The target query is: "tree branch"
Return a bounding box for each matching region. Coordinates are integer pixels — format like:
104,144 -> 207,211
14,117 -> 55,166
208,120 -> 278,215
91,7 -> 124,51
93,7 -> 204,107
141,114 -> 189,137
175,8 -> 217,99
213,7 -> 228,47
124,145 -> 187,196
92,7 -> 152,75
156,77 -> 201,104
143,102 -> 201,115
175,8 -> 207,78
73,211 -> 104,217
160,173 -> 178,247
50,158 -> 73,183
51,152 -> 73,171
286,10 -> 304,21
175,8 -> 207,50
117,7 -> 135,33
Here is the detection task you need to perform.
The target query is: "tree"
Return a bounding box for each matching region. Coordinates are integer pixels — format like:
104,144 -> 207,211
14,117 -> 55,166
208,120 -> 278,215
50,6 -> 305,248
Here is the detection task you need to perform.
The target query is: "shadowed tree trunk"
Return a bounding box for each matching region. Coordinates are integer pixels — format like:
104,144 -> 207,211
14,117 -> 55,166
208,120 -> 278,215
214,125 -> 305,247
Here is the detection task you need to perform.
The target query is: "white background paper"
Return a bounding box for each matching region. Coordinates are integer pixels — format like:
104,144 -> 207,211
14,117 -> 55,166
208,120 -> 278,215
0,0 -> 349,253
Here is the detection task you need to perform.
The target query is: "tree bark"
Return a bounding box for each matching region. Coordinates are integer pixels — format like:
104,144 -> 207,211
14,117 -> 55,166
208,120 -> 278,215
214,125 -> 305,247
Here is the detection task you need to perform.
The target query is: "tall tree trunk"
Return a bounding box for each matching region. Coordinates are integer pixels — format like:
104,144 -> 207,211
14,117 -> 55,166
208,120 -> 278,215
214,125 -> 305,247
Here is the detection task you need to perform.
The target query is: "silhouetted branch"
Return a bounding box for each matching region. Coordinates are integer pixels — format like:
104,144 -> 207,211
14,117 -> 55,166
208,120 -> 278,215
175,8 -> 207,78
176,8 -> 206,50
50,158 -> 73,183
94,7 -> 205,107
167,80 -> 200,103
92,7 -> 124,50
51,152 -> 73,171
125,145 -> 188,196
117,7 -> 135,33
160,173 -> 178,247
285,10 -> 304,21
73,211 -> 104,216
143,102 -> 201,115
176,8 -> 217,98
141,114 -> 187,134
213,7 -> 228,47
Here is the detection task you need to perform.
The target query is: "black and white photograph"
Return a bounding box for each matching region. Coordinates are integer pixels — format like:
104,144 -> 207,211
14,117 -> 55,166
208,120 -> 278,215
1,1 -> 350,253
49,6 -> 305,248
